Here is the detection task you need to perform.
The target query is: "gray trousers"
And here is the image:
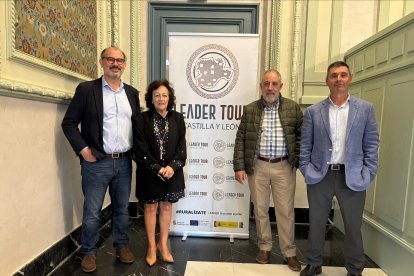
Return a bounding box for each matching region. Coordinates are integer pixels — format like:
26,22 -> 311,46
306,169 -> 366,275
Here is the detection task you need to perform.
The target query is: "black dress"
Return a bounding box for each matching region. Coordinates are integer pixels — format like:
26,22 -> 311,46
133,109 -> 186,203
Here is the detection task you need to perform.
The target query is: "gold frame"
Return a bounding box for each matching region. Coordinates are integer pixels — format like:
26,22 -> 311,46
0,0 -> 112,101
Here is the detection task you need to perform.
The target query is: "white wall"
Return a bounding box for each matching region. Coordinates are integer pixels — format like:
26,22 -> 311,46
0,96 -> 86,275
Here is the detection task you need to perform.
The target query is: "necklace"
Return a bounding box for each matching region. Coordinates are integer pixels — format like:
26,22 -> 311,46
154,115 -> 169,159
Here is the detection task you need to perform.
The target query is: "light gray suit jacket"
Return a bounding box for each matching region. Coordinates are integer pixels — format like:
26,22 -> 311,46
299,96 -> 379,191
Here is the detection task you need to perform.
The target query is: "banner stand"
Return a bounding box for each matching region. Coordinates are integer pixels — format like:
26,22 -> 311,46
169,32 -> 259,240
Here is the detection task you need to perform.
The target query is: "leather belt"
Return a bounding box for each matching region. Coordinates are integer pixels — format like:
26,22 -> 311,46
329,164 -> 345,170
258,155 -> 288,163
106,151 -> 131,159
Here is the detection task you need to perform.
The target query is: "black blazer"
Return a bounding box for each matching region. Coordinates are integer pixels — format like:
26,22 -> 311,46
134,110 -> 187,200
62,77 -> 140,160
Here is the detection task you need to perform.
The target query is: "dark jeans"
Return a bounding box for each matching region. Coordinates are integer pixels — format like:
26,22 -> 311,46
306,169 -> 366,275
80,156 -> 132,255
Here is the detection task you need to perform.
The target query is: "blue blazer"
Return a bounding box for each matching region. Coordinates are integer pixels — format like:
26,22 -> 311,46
299,96 -> 379,191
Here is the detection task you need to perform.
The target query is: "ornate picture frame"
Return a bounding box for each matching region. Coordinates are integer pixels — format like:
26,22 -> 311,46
0,0 -> 111,101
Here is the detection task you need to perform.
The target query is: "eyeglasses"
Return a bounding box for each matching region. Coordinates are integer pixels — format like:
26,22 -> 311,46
102,56 -> 126,65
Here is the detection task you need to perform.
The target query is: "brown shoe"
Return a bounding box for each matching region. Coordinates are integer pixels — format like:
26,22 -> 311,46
116,247 -> 135,263
285,256 -> 301,271
255,250 -> 270,264
81,254 -> 96,273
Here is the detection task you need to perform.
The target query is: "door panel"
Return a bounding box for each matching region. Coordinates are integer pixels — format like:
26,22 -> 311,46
148,3 -> 259,81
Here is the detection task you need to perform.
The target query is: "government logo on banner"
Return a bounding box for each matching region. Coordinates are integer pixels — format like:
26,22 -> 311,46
186,44 -> 239,99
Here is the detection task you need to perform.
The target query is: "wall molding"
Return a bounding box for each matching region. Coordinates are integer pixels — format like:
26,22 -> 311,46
269,0 -> 281,70
129,0 -> 146,91
364,214 -> 414,254
346,12 -> 414,84
0,1 -> 112,101
289,0 -> 303,101
111,0 -> 120,46
0,77 -> 71,103
130,0 -> 137,88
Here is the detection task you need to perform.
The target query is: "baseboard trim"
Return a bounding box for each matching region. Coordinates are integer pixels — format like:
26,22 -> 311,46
13,202 -> 139,276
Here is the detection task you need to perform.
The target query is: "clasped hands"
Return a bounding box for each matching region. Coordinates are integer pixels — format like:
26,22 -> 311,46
159,166 -> 174,180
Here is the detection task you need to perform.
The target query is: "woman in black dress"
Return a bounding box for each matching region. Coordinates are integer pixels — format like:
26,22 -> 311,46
133,79 -> 186,266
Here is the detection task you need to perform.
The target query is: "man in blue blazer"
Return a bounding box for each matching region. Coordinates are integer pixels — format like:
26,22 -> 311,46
299,61 -> 379,276
62,47 -> 140,272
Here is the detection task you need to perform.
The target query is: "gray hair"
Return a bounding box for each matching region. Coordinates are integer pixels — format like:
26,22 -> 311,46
100,46 -> 127,61
262,69 -> 282,83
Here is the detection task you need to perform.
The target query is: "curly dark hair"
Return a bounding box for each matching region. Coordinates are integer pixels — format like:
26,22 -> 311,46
144,79 -> 176,111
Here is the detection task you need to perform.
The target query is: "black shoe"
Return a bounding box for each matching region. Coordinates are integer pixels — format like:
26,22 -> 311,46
347,273 -> 362,276
300,264 -> 322,276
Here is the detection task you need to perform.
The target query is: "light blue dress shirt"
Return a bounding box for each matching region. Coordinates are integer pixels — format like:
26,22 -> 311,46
102,77 -> 132,154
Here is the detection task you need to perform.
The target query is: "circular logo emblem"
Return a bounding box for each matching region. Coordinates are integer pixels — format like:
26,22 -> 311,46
186,44 -> 239,99
212,189 -> 225,201
212,172 -> 225,184
213,140 -> 226,152
213,156 -> 225,168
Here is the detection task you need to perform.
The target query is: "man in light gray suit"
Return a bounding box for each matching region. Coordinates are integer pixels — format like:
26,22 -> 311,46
299,61 -> 379,276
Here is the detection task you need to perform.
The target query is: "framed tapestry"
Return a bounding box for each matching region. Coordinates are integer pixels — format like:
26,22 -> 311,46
0,0 -> 111,101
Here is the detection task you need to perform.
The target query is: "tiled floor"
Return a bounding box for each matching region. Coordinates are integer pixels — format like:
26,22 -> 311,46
50,218 -> 381,275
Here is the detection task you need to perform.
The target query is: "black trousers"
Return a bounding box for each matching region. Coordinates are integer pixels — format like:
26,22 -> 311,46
306,169 -> 366,274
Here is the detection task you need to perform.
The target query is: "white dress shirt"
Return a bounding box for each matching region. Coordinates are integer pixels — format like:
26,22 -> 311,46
329,95 -> 349,164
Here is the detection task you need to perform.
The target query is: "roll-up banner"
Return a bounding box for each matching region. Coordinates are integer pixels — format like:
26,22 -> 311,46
169,33 -> 259,239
